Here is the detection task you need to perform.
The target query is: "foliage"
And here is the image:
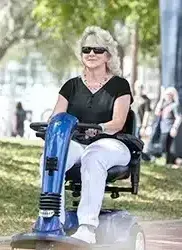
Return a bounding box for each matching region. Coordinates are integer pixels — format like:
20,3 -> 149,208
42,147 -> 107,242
33,0 -> 160,56
34,37 -> 79,79
0,0 -> 160,83
0,0 -> 43,61
0,0 -> 78,80
0,138 -> 182,235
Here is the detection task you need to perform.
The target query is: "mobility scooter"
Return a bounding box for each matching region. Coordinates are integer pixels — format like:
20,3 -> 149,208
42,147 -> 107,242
11,110 -> 145,250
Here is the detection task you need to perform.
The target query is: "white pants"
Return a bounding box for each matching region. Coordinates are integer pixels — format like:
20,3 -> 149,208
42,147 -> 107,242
40,138 -> 131,228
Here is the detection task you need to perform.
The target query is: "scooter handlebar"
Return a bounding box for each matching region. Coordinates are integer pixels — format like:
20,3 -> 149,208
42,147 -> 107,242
30,122 -> 48,132
30,122 -> 102,133
77,123 -> 102,131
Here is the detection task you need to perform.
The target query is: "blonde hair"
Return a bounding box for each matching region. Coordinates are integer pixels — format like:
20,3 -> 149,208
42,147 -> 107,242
76,26 -> 122,76
163,87 -> 179,104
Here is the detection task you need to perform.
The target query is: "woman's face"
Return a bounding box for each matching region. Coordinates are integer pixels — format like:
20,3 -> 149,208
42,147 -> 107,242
164,92 -> 173,102
81,35 -> 110,70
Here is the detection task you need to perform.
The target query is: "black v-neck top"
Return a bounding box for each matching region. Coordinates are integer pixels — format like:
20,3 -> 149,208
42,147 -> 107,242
59,76 -> 133,144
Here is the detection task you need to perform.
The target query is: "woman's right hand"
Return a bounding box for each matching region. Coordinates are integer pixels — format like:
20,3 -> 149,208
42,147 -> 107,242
139,127 -> 146,137
154,109 -> 161,116
85,129 -> 99,138
170,127 -> 178,138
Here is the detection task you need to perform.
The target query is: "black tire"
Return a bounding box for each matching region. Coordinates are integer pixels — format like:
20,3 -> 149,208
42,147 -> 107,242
128,224 -> 146,250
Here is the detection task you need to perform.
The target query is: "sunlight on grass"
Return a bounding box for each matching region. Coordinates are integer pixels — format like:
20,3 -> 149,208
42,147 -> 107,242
0,139 -> 182,236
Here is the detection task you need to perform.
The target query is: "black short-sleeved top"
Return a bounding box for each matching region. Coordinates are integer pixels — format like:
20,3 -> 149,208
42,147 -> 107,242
59,76 -> 133,144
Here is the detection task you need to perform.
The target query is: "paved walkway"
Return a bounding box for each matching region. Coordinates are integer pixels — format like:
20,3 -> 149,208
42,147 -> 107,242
142,220 -> 182,250
0,220 -> 182,249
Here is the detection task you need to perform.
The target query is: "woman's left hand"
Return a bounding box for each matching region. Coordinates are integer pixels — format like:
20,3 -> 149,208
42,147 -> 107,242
139,127 -> 146,137
170,127 -> 178,138
85,129 -> 99,138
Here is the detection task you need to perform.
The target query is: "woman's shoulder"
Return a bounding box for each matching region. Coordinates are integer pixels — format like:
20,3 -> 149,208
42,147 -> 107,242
63,76 -> 81,85
111,76 -> 130,86
113,75 -> 128,81
59,76 -> 82,96
111,76 -> 131,91
110,76 -> 133,103
59,76 -> 81,91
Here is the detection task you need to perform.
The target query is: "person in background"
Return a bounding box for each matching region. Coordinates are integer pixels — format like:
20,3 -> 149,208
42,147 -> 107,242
158,87 -> 182,164
14,102 -> 26,137
132,82 -> 151,139
144,87 -> 182,164
142,87 -> 165,160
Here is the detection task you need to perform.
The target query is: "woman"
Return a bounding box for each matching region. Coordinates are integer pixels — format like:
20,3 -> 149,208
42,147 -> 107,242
132,81 -> 151,139
14,102 -> 26,137
157,87 -> 181,164
42,26 -> 133,243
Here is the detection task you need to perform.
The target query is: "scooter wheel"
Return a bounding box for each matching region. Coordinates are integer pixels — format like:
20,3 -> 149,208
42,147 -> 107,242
36,241 -> 55,250
128,224 -> 146,250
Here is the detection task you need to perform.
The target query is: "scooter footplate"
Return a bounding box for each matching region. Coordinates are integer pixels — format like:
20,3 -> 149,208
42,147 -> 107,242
11,233 -> 88,249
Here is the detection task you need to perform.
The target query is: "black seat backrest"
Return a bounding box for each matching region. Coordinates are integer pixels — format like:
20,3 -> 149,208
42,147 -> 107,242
122,109 -> 136,135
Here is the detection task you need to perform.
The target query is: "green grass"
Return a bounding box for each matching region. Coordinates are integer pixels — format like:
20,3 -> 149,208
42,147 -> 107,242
0,139 -> 182,236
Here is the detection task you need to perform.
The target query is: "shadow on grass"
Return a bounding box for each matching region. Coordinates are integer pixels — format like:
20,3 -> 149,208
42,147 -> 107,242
0,175 -> 40,235
0,141 -> 41,151
0,140 -> 41,235
0,141 -> 42,159
0,177 -> 39,214
141,163 -> 182,191
0,156 -> 39,176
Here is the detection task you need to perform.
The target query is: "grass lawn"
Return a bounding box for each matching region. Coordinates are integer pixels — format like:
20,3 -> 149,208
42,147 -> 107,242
0,138 -> 182,236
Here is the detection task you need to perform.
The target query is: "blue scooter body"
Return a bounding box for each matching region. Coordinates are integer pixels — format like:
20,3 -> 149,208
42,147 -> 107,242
11,113 -> 88,249
34,113 -> 78,235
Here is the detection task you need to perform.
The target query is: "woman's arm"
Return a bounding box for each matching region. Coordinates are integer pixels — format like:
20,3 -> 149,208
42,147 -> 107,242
100,94 -> 131,135
48,95 -> 68,122
172,114 -> 182,130
170,115 -> 182,138
154,100 -> 163,116
170,105 -> 182,137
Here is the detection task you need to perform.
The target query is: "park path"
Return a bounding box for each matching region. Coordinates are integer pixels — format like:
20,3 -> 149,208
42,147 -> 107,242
142,220 -> 182,250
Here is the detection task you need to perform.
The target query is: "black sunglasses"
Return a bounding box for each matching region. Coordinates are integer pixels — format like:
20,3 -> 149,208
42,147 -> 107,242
82,47 -> 108,54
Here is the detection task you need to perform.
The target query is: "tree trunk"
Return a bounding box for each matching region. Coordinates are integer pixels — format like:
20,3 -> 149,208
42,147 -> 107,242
0,36 -> 19,61
130,24 -> 139,95
0,47 -> 9,61
110,28 -> 125,76
118,45 -> 124,76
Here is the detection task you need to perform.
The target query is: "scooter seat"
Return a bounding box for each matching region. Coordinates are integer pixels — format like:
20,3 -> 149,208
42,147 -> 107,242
66,163 -> 130,183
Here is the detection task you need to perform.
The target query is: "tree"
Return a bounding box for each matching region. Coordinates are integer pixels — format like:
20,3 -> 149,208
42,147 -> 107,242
35,37 -> 79,79
33,0 -> 159,56
0,0 -> 77,81
0,0 -> 42,61
0,36 -> 79,82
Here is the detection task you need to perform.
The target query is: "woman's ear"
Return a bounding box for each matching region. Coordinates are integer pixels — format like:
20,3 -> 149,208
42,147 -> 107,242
106,52 -> 111,60
105,52 -> 111,64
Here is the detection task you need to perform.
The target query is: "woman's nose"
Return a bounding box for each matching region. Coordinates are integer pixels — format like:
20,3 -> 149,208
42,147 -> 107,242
89,49 -> 95,55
